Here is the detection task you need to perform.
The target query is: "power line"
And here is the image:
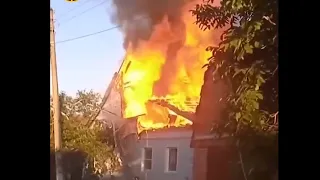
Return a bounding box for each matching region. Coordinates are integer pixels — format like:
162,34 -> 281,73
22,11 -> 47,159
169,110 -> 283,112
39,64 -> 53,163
56,0 -> 92,19
58,0 -> 107,27
56,14 -> 149,44
56,25 -> 120,44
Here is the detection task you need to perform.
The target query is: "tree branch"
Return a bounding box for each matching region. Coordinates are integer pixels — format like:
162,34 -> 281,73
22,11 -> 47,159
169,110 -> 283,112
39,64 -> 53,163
272,65 -> 278,76
270,111 -> 279,125
263,16 -> 276,25
239,150 -> 248,180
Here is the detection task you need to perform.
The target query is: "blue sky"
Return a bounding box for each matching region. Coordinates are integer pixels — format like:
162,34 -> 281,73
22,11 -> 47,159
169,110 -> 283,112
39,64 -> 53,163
50,0 -> 125,96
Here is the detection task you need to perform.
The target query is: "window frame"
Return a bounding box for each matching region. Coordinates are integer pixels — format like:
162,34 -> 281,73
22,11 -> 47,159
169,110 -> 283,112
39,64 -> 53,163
142,147 -> 153,171
165,147 -> 178,173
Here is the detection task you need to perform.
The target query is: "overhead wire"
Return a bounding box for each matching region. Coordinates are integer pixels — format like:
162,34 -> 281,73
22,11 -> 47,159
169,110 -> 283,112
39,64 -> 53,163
55,6 -> 153,44
57,0 -> 107,27
56,25 -> 120,44
56,14 -> 150,44
56,0 -> 92,19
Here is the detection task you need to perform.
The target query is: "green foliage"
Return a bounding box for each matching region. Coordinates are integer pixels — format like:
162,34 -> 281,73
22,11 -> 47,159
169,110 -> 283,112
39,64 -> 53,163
50,90 -> 120,176
191,0 -> 278,137
191,0 -> 278,179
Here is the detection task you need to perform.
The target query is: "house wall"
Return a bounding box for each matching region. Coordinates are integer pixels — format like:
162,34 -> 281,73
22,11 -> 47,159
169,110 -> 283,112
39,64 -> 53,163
193,146 -> 236,180
138,128 -> 194,180
193,148 -> 208,180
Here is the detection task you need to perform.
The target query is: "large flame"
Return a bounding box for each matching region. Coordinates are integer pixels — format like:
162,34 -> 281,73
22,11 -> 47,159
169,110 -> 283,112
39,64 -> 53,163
119,0 -> 222,132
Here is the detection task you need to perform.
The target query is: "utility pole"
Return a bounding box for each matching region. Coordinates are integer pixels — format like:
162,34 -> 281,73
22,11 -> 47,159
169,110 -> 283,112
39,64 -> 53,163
50,8 -> 64,180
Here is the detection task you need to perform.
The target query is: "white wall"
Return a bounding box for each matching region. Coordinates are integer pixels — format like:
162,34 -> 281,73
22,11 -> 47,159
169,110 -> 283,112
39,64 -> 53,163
138,128 -> 193,180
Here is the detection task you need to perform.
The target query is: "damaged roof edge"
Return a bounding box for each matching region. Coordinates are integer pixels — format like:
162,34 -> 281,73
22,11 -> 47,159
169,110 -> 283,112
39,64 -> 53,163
88,72 -> 119,127
138,125 -> 193,135
95,56 -> 128,123
190,131 -> 232,148
100,73 -> 118,107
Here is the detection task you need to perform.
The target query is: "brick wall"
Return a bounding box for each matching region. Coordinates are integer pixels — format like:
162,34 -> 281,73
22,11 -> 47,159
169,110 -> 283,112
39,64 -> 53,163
193,147 -> 235,180
193,148 -> 208,180
191,57 -> 233,179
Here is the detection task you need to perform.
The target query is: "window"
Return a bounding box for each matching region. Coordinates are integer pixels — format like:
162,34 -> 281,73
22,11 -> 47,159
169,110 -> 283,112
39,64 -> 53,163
166,147 -> 178,172
143,147 -> 152,170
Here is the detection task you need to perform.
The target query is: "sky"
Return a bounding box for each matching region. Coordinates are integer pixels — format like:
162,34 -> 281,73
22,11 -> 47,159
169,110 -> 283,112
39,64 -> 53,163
50,0 -> 125,96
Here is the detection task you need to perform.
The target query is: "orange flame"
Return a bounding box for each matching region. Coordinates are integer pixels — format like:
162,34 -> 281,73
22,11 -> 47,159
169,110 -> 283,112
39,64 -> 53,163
120,0 -> 222,132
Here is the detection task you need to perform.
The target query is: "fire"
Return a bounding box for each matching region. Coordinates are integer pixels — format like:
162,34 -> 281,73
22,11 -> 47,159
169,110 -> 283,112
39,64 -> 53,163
119,0 -> 222,132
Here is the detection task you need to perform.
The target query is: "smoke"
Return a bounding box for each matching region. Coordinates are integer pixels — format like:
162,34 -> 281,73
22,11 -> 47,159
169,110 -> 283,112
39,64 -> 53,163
110,0 -> 188,49
112,0 -> 212,98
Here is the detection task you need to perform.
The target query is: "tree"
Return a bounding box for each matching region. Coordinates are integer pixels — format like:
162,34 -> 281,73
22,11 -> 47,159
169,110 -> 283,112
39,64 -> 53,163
50,90 -> 120,178
191,0 -> 278,179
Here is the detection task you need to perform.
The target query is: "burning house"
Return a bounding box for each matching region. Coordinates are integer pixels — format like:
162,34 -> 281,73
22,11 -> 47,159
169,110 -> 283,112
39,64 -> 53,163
139,127 -> 193,180
97,0 -> 232,180
97,69 -> 197,180
97,61 -> 231,180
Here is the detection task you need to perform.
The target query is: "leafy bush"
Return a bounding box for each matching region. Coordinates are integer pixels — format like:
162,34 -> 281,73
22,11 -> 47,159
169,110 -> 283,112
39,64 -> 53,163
191,0 -> 278,179
50,90 -> 120,178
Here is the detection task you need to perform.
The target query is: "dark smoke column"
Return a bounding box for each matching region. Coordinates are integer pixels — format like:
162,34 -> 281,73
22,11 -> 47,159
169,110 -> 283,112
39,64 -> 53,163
110,0 -> 187,50
111,0 -> 188,96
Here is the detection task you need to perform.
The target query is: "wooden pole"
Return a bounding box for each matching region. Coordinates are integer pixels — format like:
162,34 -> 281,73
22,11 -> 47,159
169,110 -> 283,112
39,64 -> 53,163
50,8 -> 64,180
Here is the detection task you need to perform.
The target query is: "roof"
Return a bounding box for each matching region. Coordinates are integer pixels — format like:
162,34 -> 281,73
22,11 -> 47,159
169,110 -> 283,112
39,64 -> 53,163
139,126 -> 193,140
190,132 -> 232,148
139,125 -> 192,135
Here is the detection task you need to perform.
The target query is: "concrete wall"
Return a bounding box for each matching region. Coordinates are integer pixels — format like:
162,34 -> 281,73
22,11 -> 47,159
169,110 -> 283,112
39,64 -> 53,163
138,128 -> 193,180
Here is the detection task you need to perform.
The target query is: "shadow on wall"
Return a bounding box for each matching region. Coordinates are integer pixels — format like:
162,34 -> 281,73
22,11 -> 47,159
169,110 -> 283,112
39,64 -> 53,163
50,150 -> 100,180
